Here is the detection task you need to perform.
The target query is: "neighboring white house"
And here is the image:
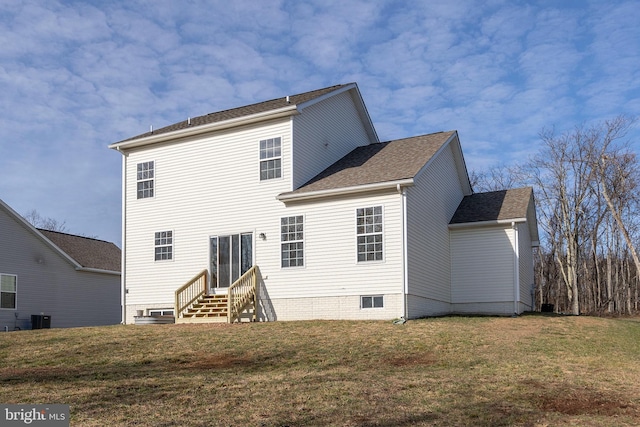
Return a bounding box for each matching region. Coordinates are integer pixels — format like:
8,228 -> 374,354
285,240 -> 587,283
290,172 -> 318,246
0,198 -> 121,330
109,83 -> 539,323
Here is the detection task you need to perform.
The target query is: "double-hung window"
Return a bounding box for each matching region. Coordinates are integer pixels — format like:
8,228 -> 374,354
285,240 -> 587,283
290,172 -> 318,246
281,216 -> 304,267
137,161 -> 154,199
0,274 -> 17,309
154,231 -> 173,261
356,206 -> 383,262
260,137 -> 282,180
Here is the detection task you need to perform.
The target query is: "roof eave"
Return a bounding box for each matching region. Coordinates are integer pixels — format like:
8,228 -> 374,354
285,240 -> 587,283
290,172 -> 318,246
76,266 -> 121,276
448,218 -> 528,229
277,179 -> 414,203
109,104 -> 299,151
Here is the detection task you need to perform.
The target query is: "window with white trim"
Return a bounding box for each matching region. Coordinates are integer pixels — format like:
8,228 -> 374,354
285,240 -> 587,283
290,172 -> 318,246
356,206 -> 383,262
137,161 -> 154,199
149,309 -> 174,316
154,231 -> 173,261
1,274 -> 17,310
260,137 -> 282,180
281,215 -> 304,267
361,295 -> 384,309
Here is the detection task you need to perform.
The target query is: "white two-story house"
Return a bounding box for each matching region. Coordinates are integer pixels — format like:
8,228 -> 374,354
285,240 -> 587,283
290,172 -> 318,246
109,83 -> 538,323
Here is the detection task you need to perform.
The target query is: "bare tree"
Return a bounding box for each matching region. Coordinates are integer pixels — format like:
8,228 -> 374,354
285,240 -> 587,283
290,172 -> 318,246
23,209 -> 68,233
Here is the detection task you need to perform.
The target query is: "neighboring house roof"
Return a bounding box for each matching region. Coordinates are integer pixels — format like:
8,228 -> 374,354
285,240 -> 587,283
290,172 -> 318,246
111,83 -> 368,147
39,229 -> 121,273
0,198 -> 121,275
449,187 -> 540,243
278,131 -> 466,202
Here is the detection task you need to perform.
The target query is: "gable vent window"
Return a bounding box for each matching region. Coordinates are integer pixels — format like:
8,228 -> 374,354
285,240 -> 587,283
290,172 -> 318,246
137,161 -> 154,199
1,274 -> 17,310
281,215 -> 304,267
356,206 -> 383,262
154,231 -> 173,261
260,137 -> 282,180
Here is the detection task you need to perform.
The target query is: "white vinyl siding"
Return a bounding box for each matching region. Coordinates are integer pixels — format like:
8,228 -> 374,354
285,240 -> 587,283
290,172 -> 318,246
405,142 -> 466,311
291,90 -> 373,189
123,118 -> 294,309
518,223 -> 535,310
450,227 -> 515,303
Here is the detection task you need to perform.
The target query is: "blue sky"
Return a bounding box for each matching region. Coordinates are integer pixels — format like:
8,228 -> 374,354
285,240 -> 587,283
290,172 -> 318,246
1,0 -> 638,246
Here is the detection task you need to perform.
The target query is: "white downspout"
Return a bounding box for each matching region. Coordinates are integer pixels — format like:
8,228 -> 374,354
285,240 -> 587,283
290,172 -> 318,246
398,184 -> 408,320
512,222 -> 520,315
119,149 -> 127,324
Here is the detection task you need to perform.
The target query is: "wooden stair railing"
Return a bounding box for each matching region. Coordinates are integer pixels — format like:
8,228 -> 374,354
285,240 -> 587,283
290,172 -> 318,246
228,265 -> 258,323
175,269 -> 208,320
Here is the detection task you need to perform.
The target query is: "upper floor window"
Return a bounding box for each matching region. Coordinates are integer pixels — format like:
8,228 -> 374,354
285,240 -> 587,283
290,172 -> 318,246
137,161 -> 154,199
260,137 -> 281,180
154,231 -> 173,261
281,215 -> 304,267
1,274 -> 17,310
356,206 -> 383,262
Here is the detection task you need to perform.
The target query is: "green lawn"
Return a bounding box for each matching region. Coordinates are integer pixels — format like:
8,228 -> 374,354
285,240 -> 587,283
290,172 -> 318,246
1,315 -> 639,426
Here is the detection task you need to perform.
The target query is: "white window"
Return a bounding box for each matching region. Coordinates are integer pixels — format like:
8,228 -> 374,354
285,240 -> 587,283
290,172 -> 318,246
260,137 -> 282,180
137,161 -> 154,199
281,215 -> 304,267
361,295 -> 384,309
149,309 -> 174,316
154,231 -> 173,261
1,274 -> 17,310
356,206 -> 383,262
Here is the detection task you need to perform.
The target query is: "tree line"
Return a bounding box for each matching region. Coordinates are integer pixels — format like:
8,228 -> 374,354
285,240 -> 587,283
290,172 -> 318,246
473,115 -> 639,315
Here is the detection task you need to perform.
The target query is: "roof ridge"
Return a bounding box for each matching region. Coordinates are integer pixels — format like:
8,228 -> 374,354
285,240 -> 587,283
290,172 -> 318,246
37,228 -> 113,245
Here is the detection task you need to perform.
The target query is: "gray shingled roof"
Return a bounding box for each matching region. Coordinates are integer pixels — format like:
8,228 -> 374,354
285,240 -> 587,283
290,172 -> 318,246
39,230 -> 121,272
118,83 -> 351,143
449,187 -> 534,224
289,131 -> 456,194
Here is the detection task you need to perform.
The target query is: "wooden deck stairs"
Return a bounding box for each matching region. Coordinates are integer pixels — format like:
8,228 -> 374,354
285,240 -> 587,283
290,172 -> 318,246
179,294 -> 229,323
175,266 -> 259,324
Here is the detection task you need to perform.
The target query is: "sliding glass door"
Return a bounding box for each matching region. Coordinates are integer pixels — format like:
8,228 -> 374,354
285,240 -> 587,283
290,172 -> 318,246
210,233 -> 253,290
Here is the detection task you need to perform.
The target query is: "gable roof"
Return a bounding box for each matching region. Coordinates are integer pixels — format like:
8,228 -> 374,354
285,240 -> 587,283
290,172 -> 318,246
110,83 -> 377,149
0,198 -> 121,275
278,131 -> 461,202
39,230 -> 121,273
449,187 -> 539,242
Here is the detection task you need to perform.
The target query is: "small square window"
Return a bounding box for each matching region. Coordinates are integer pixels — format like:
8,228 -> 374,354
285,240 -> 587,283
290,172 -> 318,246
361,295 -> 383,309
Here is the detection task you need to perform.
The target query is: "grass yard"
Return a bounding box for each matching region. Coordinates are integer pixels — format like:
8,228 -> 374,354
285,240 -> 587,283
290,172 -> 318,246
1,315 -> 640,426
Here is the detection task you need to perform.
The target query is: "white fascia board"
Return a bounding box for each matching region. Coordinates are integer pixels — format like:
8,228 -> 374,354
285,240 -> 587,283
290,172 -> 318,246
76,267 -> 121,276
277,179 -> 414,203
448,218 -> 528,230
109,105 -> 299,151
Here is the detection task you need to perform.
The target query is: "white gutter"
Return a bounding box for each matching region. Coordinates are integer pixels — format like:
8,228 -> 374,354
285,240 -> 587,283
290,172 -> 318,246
109,105 -> 299,151
448,218 -> 527,230
119,149 -> 127,324
76,267 -> 121,276
277,179 -> 414,203
398,184 -> 409,320
512,222 -> 520,315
